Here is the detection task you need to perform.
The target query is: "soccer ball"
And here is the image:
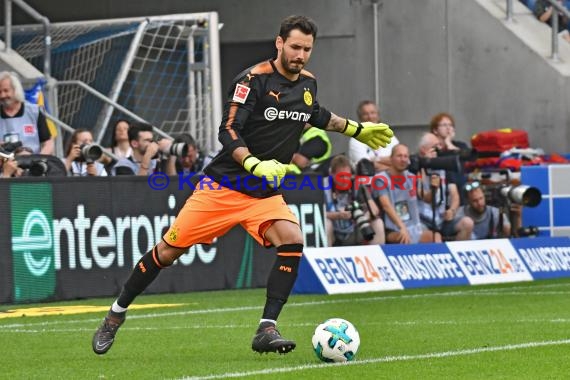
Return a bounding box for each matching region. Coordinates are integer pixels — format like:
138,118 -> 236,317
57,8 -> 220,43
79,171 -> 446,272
312,318 -> 360,362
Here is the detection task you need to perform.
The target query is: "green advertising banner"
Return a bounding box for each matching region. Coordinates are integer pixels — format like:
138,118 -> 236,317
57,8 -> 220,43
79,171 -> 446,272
10,183 -> 56,302
0,175 -> 325,304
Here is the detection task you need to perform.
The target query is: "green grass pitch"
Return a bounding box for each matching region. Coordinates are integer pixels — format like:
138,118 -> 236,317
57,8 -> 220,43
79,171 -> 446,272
1,278 -> 569,379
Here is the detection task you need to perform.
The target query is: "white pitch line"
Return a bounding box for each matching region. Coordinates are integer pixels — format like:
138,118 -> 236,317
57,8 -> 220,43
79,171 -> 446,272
4,317 -> 570,334
177,339 -> 570,380
0,282 -> 569,330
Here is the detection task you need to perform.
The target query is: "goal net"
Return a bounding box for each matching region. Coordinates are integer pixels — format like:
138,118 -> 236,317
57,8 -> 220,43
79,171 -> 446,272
9,13 -> 222,153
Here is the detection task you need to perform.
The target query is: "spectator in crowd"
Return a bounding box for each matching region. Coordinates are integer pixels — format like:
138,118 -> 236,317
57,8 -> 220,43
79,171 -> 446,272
107,119 -> 132,159
429,112 -> 470,204
63,129 -> 107,176
456,181 -> 522,239
348,100 -> 399,171
429,112 -> 470,152
374,144 -> 438,244
0,146 -> 67,178
0,71 -> 54,155
325,154 -> 385,246
0,145 -> 43,178
285,125 -> 332,175
166,133 -> 206,175
416,132 -> 473,241
0,157 -> 19,177
112,122 -> 159,175
534,0 -> 570,42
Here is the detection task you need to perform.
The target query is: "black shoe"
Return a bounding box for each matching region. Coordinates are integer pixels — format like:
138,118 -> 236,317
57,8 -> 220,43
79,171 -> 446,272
92,310 -> 126,355
251,322 -> 296,354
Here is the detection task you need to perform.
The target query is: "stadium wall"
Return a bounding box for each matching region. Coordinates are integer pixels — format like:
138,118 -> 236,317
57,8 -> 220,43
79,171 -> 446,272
0,175 -> 326,304
11,0 -> 570,155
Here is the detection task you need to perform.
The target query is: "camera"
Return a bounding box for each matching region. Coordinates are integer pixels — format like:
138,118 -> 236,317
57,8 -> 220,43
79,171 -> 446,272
408,154 -> 461,174
435,147 -> 477,161
517,226 -> 539,237
345,201 -> 375,241
15,156 -> 49,176
500,185 -> 541,207
79,143 -> 104,162
13,154 -> 68,177
482,182 -> 542,209
168,142 -> 189,157
0,140 -> 23,158
153,140 -> 189,159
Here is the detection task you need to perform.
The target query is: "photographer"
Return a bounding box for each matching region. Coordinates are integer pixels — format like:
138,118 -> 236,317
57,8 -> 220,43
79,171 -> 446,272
456,181 -> 522,239
416,133 -> 473,241
111,122 -> 159,176
112,122 -> 189,176
324,154 -> 385,246
0,71 -> 55,155
374,144 -> 439,244
166,132 -> 205,175
0,147 -> 24,177
63,129 -> 107,176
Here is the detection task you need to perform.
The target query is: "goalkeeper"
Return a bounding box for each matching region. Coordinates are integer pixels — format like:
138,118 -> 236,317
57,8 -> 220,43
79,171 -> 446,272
93,15 -> 393,356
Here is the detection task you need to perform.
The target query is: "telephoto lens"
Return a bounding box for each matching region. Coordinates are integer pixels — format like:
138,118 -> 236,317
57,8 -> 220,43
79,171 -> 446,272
500,185 -> 541,207
347,201 -> 375,241
169,142 -> 189,157
80,144 -> 104,162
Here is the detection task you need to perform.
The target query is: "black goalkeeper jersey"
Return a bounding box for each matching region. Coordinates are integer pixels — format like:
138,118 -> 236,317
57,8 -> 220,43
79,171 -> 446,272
204,59 -> 331,198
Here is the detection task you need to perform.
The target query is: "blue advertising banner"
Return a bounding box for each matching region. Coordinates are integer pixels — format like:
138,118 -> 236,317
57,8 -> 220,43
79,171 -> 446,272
446,239 -> 532,285
293,246 -> 403,294
381,243 -> 468,288
510,237 -> 570,279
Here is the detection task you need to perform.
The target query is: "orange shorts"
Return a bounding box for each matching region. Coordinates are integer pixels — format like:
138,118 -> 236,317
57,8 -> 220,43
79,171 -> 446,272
163,184 -> 299,248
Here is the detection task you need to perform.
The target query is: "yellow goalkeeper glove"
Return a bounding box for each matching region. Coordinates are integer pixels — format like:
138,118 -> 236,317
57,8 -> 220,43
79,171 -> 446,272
285,163 -> 302,175
342,119 -> 394,150
242,154 -> 287,188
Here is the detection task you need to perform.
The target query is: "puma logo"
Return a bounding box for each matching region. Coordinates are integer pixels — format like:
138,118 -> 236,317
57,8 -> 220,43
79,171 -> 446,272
268,90 -> 281,103
138,262 -> 147,273
246,73 -> 255,81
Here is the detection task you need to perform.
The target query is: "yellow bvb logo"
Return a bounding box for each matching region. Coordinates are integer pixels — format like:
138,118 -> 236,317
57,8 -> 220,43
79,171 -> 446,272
169,227 -> 178,242
303,89 -> 313,106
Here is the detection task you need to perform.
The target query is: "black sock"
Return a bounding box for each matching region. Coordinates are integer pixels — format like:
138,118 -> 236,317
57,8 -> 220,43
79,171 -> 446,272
261,297 -> 287,322
262,244 -> 302,321
117,246 -> 165,308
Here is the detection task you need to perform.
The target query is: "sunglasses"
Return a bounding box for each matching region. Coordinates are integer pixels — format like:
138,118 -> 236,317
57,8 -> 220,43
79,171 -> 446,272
464,181 -> 481,192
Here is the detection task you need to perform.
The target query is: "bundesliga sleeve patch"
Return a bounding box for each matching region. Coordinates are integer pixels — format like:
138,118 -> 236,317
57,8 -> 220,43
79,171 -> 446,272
232,83 -> 251,104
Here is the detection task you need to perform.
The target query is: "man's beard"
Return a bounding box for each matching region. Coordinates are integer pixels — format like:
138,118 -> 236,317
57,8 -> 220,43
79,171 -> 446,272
0,98 -> 15,107
281,55 -> 303,74
471,205 -> 486,216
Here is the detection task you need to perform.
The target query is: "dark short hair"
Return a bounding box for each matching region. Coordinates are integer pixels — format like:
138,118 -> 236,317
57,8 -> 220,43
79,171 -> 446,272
279,15 -> 317,41
128,122 -> 154,142
174,133 -> 197,149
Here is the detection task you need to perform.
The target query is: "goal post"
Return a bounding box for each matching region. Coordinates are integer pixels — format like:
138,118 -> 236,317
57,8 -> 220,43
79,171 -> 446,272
8,12 -> 222,154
